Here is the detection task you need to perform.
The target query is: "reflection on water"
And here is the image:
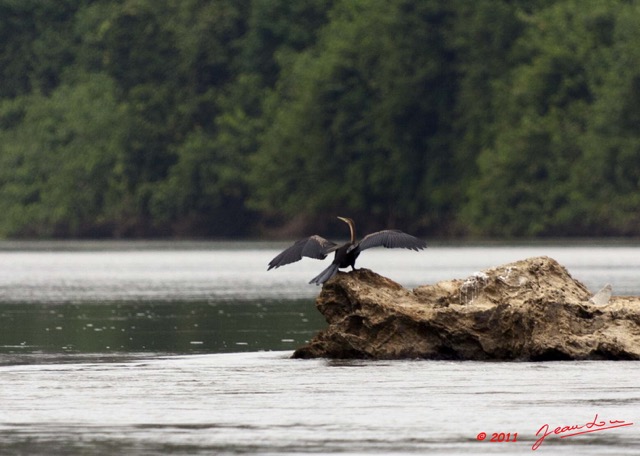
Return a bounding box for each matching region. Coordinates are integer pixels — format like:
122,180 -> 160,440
0,300 -> 324,363
1,352 -> 639,456
2,241 -> 640,362
1,241 -> 640,455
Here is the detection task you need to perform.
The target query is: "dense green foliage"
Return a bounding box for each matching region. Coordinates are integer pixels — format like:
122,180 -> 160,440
1,0 -> 639,238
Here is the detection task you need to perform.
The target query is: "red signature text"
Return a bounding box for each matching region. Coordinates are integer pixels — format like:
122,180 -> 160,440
532,413 -> 634,450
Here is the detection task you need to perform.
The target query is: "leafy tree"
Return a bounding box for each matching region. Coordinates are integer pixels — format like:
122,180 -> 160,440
149,76 -> 264,236
71,0 -> 253,235
0,74 -> 129,236
448,1 -> 526,192
0,0 -> 81,98
462,0 -> 620,236
250,0 -> 459,233
146,0 -> 335,236
570,2 -> 640,234
241,0 -> 335,86
2,0 -> 640,239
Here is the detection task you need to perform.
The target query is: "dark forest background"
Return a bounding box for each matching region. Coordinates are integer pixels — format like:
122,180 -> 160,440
2,0 -> 640,239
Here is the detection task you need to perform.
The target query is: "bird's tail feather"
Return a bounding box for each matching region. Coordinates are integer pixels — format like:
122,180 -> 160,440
309,264 -> 340,285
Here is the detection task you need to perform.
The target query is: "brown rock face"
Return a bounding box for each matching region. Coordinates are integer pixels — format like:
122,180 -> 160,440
292,256 -> 640,360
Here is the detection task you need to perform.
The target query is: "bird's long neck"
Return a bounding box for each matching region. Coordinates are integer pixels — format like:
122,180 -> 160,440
347,219 -> 355,244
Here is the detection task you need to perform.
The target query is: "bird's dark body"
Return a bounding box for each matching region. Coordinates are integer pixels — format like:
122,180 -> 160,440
334,243 -> 359,269
268,217 -> 426,285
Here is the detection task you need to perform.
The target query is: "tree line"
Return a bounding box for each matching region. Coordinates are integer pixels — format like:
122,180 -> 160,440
1,0 -> 639,239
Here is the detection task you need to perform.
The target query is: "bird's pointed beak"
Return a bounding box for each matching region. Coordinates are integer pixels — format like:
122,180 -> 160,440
337,216 -> 348,223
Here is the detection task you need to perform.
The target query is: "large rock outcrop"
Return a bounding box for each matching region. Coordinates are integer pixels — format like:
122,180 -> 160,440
292,256 -> 640,360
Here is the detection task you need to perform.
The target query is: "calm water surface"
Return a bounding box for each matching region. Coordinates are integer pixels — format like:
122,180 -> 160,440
0,241 -> 639,455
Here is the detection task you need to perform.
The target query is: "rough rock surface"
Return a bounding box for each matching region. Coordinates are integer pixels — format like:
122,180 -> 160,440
292,256 -> 640,360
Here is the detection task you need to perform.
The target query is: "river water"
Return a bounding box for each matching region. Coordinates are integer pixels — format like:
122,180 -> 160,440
0,241 -> 639,454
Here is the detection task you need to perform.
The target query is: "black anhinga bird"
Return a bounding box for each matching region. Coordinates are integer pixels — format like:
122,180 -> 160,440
268,216 -> 426,285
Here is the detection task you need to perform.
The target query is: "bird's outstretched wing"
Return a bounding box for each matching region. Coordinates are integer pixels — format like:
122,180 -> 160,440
356,230 -> 426,252
268,235 -> 338,270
